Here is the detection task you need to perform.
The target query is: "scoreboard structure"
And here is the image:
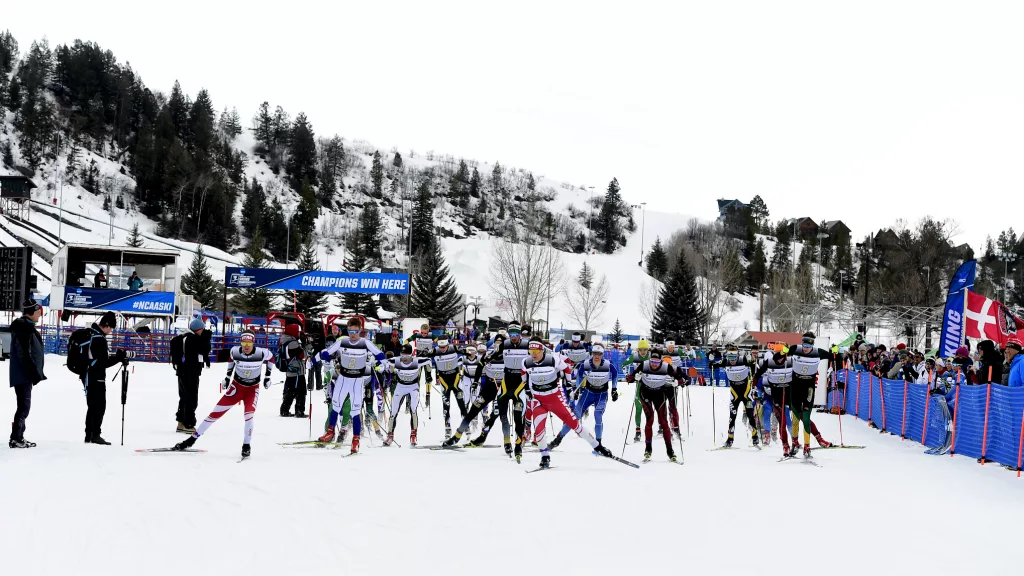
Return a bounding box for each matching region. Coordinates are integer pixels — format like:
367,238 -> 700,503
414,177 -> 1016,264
0,246 -> 35,312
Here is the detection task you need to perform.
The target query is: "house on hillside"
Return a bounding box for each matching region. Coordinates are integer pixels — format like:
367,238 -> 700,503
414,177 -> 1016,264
873,229 -> 899,248
0,175 -> 36,220
717,199 -> 747,220
783,217 -> 819,240
822,220 -> 851,244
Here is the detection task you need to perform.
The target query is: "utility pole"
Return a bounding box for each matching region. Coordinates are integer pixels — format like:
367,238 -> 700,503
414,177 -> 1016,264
544,220 -> 554,339
587,185 -> 595,254
998,253 -> 1017,303
637,202 -> 647,267
816,230 -> 829,334
759,283 -> 765,331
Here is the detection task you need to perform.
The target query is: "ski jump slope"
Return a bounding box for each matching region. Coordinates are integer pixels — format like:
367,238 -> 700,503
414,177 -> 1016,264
1,359 -> 1020,575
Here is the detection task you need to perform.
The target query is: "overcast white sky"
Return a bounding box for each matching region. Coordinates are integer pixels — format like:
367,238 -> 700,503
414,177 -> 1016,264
7,1 -> 1023,251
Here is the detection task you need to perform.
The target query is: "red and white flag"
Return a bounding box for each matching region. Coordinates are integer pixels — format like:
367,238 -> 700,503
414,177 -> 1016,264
965,290 -> 1022,347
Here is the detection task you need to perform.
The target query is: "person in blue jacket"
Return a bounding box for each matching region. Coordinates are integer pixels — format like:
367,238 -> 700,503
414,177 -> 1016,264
547,343 -> 618,450
1006,338 -> 1023,387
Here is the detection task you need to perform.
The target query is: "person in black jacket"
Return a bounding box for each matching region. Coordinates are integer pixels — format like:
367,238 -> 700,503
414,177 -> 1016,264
976,340 -> 1003,385
9,299 -> 46,448
175,318 -> 212,434
82,311 -> 128,444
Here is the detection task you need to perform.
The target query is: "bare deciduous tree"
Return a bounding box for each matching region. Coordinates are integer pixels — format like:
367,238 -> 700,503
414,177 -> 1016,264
638,277 -> 661,336
488,238 -> 565,325
562,263 -> 610,332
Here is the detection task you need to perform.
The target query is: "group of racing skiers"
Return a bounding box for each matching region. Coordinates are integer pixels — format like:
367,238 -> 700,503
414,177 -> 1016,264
171,315 -> 836,467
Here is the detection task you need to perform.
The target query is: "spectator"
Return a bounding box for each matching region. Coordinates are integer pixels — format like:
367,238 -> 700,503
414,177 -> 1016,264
976,340 -> 1003,384
94,268 -> 108,288
82,311 -> 128,445
175,318 -> 212,434
383,330 -> 402,356
1006,338 -> 1022,387
952,346 -> 975,382
9,299 -> 46,449
128,271 -> 144,291
279,324 -> 307,418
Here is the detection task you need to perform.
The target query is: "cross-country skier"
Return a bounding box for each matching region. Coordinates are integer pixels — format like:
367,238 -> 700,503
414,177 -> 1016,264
522,336 -> 613,468
787,332 -> 835,456
460,344 -> 485,432
443,322 -> 530,455
556,332 -> 591,397
360,351 -> 386,441
622,339 -> 652,442
548,343 -> 619,450
658,342 -> 683,437
316,318 -> 385,454
174,330 -> 272,458
753,349 -> 796,455
429,336 -> 467,437
711,344 -> 759,448
383,345 -> 431,446
625,350 -> 681,462
408,324 -> 436,410
463,338 -> 510,448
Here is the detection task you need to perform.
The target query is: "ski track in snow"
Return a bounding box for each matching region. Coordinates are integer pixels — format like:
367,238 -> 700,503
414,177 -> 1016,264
1,359 -> 1021,575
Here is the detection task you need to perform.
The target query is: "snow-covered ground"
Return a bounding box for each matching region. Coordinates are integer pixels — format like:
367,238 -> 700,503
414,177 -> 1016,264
2,358 -> 1021,576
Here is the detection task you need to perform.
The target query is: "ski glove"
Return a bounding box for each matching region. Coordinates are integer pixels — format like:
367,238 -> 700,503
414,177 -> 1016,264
611,389 -> 619,402
263,376 -> 272,389
319,350 -> 332,362
222,377 -> 230,392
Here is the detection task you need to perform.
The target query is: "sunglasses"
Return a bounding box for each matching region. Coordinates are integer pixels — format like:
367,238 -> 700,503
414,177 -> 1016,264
347,329 -> 360,335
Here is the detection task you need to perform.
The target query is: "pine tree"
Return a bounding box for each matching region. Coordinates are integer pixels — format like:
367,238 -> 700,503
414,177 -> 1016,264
651,248 -> 699,343
241,179 -> 266,239
167,80 -> 188,139
370,150 -> 384,198
103,195 -> 111,210
233,230 -> 277,315
182,246 -> 220,310
355,200 -> 383,268
746,238 -> 768,292
748,195 -> 769,231
578,261 -> 594,290
392,151 -> 403,169
252,101 -> 273,152
115,195 -> 125,210
451,159 -> 469,207
294,238 -> 330,317
127,223 -> 145,248
286,112 -> 318,188
469,167 -> 481,198
290,177 -> 319,250
490,162 -> 503,195
596,178 -> 623,254
610,318 -> 625,344
411,179 -> 434,251
409,237 -> 462,325
645,236 -> 669,280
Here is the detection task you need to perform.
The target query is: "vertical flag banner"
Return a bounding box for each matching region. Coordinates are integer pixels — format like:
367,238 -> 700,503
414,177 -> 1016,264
939,260 -> 976,357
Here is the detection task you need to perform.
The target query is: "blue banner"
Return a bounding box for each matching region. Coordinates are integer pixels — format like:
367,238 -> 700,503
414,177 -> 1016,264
224,267 -> 409,295
63,287 -> 176,314
939,260 -> 976,358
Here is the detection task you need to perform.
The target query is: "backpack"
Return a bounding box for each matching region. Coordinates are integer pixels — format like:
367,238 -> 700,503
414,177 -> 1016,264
275,336 -> 292,373
67,328 -> 95,376
169,333 -> 187,371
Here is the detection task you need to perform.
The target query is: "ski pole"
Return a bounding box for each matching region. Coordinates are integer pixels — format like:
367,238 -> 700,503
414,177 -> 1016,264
685,385 -> 691,437
675,384 -> 685,463
621,382 -> 637,458
120,365 -> 129,446
711,375 -> 717,446
835,368 -> 844,447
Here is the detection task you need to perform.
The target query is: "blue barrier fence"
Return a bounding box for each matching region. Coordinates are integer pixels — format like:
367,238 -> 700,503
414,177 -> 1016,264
827,369 -> 1024,470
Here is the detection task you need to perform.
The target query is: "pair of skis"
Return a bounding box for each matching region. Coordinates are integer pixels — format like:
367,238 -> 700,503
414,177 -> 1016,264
135,447 -> 251,464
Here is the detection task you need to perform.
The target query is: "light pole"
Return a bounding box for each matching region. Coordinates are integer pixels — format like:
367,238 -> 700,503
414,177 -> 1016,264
922,265 -> 931,304
635,202 -> 647,267
816,231 -> 829,333
587,185 -> 595,254
544,220 -> 554,339
838,270 -> 845,307
285,209 -> 293,264
999,253 -> 1017,302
